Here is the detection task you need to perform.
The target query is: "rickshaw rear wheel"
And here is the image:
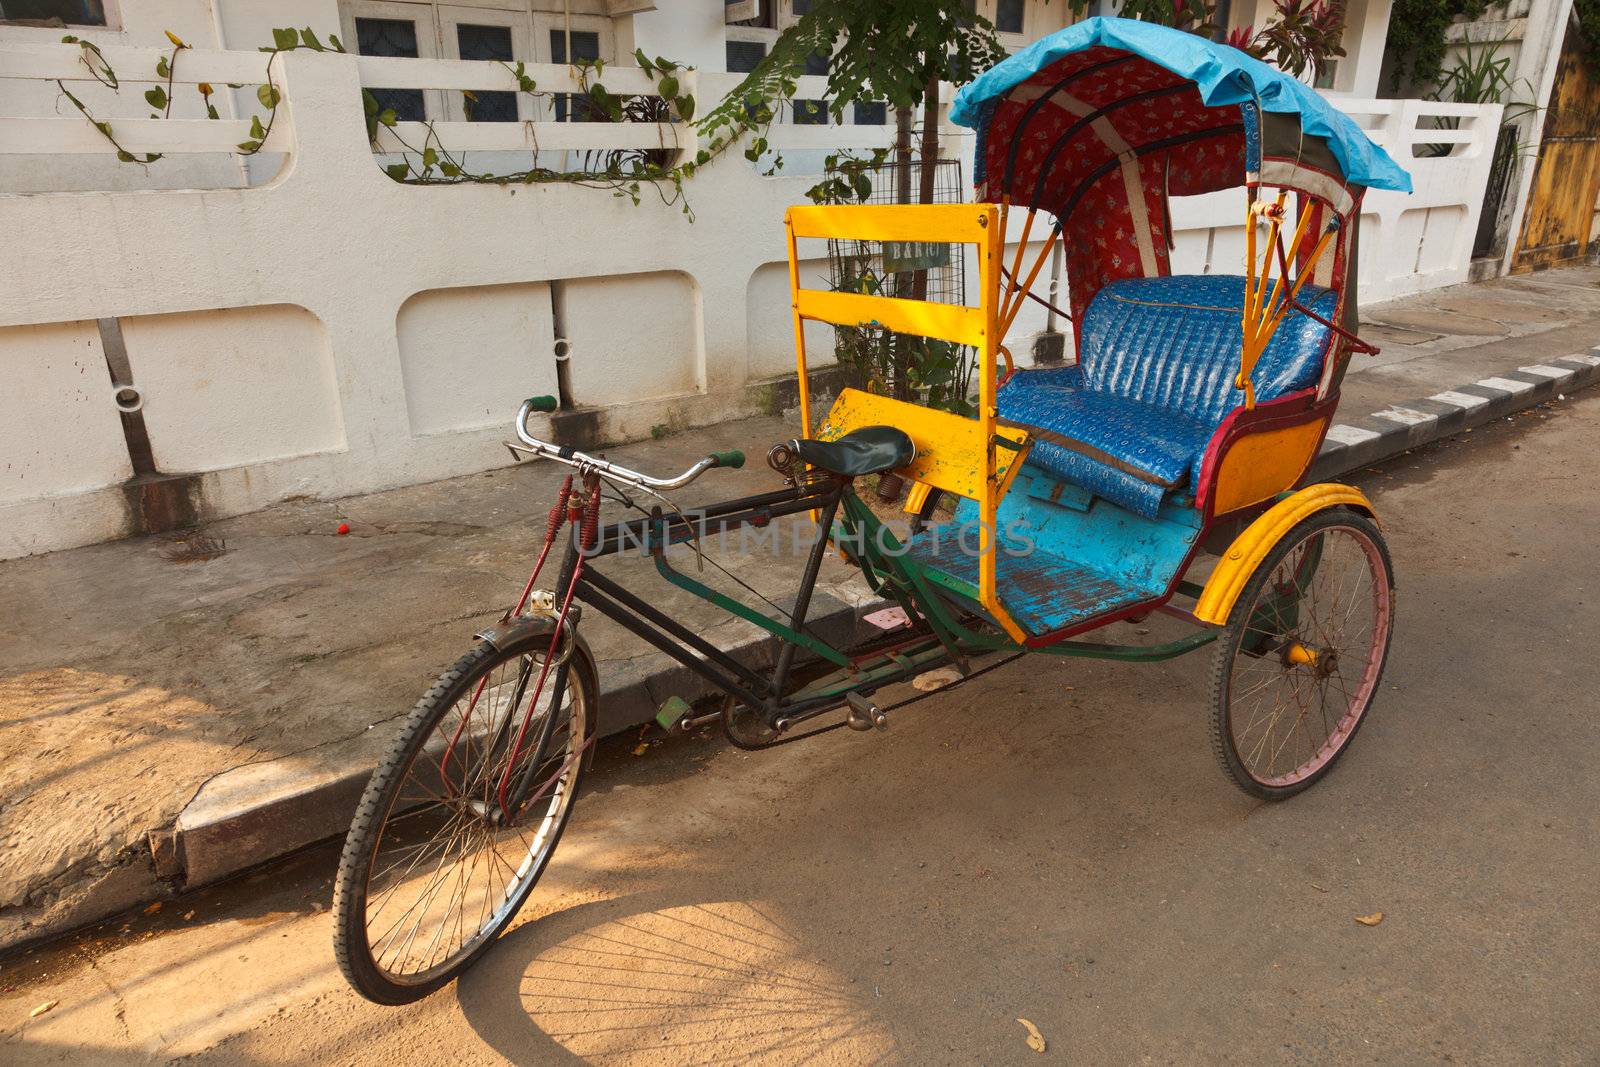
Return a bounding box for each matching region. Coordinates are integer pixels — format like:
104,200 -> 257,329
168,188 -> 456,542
1207,507 -> 1394,800
333,631 -> 595,1004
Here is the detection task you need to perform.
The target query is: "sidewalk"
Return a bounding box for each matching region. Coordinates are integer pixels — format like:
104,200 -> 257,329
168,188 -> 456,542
3,265 -> 1598,951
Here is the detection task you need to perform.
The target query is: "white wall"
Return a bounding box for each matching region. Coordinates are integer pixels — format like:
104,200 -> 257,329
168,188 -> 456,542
0,35 -> 1505,559
397,282 -> 559,435
122,304 -> 344,472
628,0 -> 728,71
0,320 -> 132,505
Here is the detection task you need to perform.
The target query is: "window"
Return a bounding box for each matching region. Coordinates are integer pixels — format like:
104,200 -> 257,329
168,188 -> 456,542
725,39 -> 767,74
854,101 -> 887,125
356,17 -> 427,123
0,0 -> 105,23
726,0 -> 766,26
993,0 -> 1024,34
793,50 -> 828,125
726,40 -> 767,122
456,23 -> 515,121
551,29 -> 602,122
962,0 -> 1028,50
341,3 -> 612,124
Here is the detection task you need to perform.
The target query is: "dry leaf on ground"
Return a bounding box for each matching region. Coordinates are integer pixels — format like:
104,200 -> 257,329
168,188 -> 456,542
912,668 -> 962,692
1017,1017 -> 1047,1053
1355,911 -> 1385,926
30,1000 -> 58,1018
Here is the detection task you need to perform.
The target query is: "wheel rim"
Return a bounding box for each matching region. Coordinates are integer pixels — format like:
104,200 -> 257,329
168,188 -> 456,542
360,649 -> 585,985
1225,523 -> 1390,788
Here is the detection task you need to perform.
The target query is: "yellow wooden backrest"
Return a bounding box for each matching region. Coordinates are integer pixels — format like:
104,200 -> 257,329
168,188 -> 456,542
785,204 -> 1001,351
786,202 -> 1029,642
816,388 -> 1030,504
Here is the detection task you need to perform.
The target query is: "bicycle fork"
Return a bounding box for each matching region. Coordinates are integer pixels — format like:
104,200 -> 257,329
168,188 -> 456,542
491,473 -> 600,821
439,472 -> 598,824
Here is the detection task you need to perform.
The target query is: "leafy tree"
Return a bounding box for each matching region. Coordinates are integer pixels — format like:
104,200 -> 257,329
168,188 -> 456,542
1381,0 -> 1489,92
701,2 -> 1010,403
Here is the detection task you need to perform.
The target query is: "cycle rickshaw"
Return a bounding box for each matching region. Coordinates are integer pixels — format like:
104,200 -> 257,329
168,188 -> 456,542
333,18 -> 1412,1004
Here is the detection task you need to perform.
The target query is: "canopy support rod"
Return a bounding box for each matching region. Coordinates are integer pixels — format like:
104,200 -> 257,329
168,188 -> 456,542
999,226 -> 1061,341
1239,191 -> 1338,407
1024,82 -> 1194,212
998,53 -> 1140,194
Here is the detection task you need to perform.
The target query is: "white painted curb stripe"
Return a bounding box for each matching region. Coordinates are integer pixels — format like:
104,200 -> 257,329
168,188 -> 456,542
1567,352 -> 1600,367
1431,390 -> 1489,410
1518,365 -> 1574,379
1479,376 -> 1535,395
1372,407 -> 1433,426
1325,424 -> 1382,445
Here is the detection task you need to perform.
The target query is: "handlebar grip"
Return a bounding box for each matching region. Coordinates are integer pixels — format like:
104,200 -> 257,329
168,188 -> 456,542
707,449 -> 745,470
525,395 -> 558,413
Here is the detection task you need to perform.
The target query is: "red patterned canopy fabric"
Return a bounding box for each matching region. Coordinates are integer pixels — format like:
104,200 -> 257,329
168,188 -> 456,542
971,46 -> 1360,344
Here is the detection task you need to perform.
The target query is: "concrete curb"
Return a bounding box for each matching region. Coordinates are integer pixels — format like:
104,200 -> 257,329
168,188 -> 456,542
158,347 -> 1600,897
1308,351 -> 1600,482
162,586 -> 884,891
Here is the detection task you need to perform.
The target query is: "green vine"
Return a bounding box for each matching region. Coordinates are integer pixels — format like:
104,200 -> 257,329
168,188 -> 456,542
803,147 -> 891,205
365,50 -> 738,215
51,28 -> 775,218
56,27 -> 331,162
55,34 -> 168,163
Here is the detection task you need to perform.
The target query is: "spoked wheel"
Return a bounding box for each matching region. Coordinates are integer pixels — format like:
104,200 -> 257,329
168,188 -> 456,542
333,629 -> 595,1004
1208,508 -> 1394,800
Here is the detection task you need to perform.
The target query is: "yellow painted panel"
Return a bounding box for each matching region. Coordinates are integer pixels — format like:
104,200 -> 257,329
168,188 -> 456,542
816,388 -> 1030,504
1194,484 -> 1377,625
786,203 -> 1000,244
1210,418 -> 1329,517
795,289 -> 987,347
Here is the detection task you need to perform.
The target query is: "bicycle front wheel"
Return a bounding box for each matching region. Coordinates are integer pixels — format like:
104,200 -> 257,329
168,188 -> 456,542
333,628 -> 594,1004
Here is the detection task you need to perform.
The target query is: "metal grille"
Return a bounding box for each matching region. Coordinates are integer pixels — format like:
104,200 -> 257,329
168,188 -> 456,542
1473,124 -> 1519,258
823,158 -> 977,413
550,30 -> 602,122
456,24 -> 517,122
356,17 -> 426,123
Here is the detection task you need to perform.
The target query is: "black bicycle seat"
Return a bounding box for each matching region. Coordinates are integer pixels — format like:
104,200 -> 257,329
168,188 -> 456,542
787,425 -> 915,478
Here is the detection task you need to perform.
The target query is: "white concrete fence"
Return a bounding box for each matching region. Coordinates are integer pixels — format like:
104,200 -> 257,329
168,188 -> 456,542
0,43 -> 1501,559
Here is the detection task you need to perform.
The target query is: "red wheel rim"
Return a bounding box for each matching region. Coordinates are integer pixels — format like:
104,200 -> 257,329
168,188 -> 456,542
1225,524 -> 1390,788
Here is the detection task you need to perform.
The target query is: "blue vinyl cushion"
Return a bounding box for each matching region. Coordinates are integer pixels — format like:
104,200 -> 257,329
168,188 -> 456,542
999,274 -> 1335,517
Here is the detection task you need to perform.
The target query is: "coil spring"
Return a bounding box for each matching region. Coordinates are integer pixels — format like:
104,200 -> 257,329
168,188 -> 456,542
579,477 -> 602,551
546,475 -> 573,541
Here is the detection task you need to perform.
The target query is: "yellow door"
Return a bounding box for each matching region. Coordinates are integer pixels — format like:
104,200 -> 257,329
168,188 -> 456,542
1511,23 -> 1600,273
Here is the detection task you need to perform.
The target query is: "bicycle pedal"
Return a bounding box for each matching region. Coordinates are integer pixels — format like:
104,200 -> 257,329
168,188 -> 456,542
845,692 -> 887,731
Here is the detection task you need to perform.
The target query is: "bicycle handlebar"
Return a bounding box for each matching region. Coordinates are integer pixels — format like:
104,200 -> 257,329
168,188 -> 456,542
514,397 -> 744,491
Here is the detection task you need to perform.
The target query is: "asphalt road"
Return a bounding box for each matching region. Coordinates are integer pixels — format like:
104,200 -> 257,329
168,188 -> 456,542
4,392 -> 1597,1065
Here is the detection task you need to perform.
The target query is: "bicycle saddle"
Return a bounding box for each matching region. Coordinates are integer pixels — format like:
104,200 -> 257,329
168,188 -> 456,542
787,425 -> 915,478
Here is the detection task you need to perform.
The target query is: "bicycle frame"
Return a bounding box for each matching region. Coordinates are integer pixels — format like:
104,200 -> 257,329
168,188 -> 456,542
521,471 -> 1220,745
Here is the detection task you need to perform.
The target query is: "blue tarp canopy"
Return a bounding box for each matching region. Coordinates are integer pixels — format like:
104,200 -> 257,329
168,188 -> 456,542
950,17 -> 1411,194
